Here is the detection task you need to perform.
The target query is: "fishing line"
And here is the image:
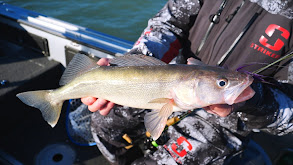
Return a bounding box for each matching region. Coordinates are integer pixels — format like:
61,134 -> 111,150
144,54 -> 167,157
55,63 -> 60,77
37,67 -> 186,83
252,52 -> 293,74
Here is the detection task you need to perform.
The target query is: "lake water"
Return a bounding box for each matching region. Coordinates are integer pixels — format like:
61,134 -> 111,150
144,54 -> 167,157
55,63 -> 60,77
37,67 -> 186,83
6,0 -> 167,42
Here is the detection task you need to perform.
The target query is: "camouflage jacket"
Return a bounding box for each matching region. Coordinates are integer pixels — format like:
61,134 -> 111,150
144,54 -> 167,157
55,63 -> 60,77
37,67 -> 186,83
128,0 -> 293,137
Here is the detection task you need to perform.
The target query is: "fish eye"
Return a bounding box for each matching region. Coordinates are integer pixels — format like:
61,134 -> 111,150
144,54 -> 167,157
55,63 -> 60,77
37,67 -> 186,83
217,78 -> 228,88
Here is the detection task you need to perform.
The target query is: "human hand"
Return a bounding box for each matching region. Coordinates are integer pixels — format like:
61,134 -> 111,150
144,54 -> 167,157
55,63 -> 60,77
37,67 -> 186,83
81,58 -> 115,116
187,57 -> 255,117
206,85 -> 255,117
202,87 -> 254,117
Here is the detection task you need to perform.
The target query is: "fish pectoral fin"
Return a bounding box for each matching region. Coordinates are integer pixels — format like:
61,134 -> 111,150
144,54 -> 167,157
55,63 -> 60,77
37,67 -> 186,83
144,103 -> 173,140
148,98 -> 172,104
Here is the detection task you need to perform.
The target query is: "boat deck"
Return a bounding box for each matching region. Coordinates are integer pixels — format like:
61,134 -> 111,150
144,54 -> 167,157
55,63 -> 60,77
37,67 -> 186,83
0,40 -> 109,165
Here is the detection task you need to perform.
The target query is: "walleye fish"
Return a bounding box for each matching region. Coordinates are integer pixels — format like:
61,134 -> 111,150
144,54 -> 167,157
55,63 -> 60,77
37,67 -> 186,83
17,54 -> 254,140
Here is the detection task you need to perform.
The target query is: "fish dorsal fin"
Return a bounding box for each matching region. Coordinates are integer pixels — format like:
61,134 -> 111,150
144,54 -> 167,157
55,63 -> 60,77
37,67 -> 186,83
59,54 -> 99,85
109,54 -> 166,66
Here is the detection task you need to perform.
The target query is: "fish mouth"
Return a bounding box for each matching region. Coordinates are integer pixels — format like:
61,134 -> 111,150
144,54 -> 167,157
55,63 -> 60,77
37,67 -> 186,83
224,75 -> 255,105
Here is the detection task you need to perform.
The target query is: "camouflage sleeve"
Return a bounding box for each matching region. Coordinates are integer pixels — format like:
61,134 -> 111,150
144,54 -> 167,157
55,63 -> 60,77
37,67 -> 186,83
265,86 -> 293,135
237,80 -> 293,136
234,45 -> 293,135
127,0 -> 200,63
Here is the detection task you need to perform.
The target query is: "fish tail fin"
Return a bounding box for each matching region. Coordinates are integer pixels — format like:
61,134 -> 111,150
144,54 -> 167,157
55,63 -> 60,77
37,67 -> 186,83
16,90 -> 63,127
144,103 -> 173,140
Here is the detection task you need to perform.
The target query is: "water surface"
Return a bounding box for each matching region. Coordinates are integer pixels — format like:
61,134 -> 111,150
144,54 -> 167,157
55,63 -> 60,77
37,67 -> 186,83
6,0 -> 166,42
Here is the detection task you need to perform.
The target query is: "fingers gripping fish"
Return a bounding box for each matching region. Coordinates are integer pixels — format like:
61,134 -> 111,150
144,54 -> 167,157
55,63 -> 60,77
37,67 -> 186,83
16,54 -> 254,140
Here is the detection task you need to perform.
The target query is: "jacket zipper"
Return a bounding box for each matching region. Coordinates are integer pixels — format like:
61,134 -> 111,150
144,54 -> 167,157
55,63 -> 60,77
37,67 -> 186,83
196,0 -> 264,67
217,8 -> 262,66
195,0 -> 228,56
